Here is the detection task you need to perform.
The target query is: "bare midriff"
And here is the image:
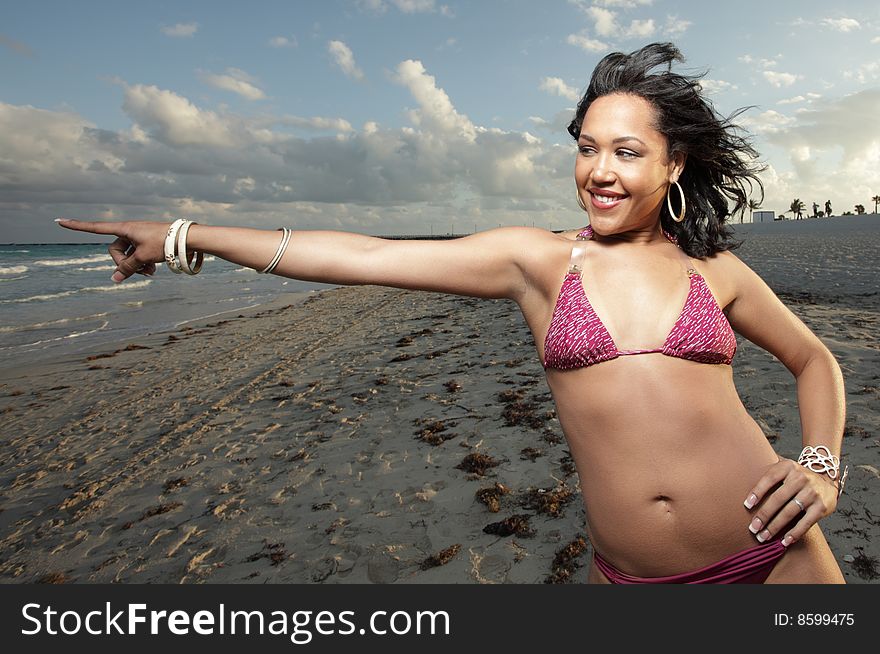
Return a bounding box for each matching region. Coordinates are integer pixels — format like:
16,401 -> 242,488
544,352 -> 780,578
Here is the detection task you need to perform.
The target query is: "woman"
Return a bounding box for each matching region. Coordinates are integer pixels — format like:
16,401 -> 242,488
57,43 -> 849,584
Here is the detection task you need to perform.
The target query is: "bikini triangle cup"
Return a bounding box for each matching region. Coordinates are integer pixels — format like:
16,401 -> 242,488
542,225 -> 738,370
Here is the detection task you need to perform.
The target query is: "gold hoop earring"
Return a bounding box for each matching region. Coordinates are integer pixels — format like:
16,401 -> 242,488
576,187 -> 589,213
667,180 -> 686,223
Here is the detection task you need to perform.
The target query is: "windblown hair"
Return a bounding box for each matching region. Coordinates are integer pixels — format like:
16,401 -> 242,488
569,42 -> 765,257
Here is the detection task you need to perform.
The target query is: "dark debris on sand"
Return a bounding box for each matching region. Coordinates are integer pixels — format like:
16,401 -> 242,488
121,502 -> 183,529
483,514 -> 535,538
545,536 -> 590,584
246,540 -> 289,566
475,482 -> 510,512
456,452 -> 500,476
496,389 -> 554,430
850,550 -> 880,580
420,543 -> 462,570
162,477 -> 189,494
518,485 -> 575,518
413,417 -> 458,445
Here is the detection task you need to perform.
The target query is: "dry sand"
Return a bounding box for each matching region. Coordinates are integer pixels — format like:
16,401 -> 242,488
0,216 -> 877,584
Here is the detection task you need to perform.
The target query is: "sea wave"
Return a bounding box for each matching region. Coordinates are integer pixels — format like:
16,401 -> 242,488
0,320 -> 110,351
0,312 -> 110,334
0,279 -> 152,304
75,265 -> 117,272
33,254 -> 109,267
0,265 -> 28,274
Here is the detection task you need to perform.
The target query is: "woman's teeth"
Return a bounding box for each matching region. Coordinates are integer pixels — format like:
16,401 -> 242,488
594,194 -> 618,204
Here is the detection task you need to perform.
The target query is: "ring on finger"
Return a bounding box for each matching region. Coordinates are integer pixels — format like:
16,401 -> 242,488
792,497 -> 806,512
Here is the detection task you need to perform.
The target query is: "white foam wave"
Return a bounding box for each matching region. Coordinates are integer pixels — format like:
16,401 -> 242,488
0,275 -> 27,282
0,279 -> 152,304
0,265 -> 28,274
75,265 -> 117,272
0,312 -> 110,334
0,320 -> 110,351
34,254 -> 109,267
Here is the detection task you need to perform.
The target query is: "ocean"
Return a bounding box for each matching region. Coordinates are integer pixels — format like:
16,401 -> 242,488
0,243 -> 335,371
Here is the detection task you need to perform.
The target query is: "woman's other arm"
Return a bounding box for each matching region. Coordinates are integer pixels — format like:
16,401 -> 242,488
720,250 -> 846,546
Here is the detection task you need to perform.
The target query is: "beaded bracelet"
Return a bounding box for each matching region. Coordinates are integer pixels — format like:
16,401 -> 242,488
798,445 -> 849,499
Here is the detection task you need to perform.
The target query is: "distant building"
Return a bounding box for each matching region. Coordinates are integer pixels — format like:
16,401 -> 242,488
753,210 -> 775,223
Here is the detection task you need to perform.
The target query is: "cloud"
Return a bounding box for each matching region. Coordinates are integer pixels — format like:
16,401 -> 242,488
566,32 -> 609,52
393,59 -> 477,141
328,40 -> 364,80
738,109 -> 796,135
0,34 -> 36,57
269,36 -> 297,48
820,17 -> 860,32
356,0 -> 452,14
699,79 -> 738,94
843,60 -> 880,84
590,0 -> 653,7
777,93 -> 821,105
588,7 -> 618,37
754,89 -> 880,215
662,15 -> 691,37
539,77 -> 581,101
199,68 -> 266,101
161,23 -> 198,38
762,70 -> 799,87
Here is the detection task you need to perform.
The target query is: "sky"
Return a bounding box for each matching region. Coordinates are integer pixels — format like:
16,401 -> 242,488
2,0 -> 879,243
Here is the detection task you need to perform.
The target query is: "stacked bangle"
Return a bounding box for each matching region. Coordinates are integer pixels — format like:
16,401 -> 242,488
164,218 -> 204,275
797,445 -> 849,499
258,227 -> 292,274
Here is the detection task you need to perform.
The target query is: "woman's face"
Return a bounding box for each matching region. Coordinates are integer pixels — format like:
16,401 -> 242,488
575,92 -> 685,235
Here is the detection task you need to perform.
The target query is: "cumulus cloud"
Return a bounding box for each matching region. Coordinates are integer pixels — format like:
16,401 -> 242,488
566,32 -> 609,52
328,40 -> 364,80
199,68 -> 266,101
539,77 -> 580,101
751,90 -> 880,215
1,60 -> 583,240
763,70 -> 799,87
699,79 -> 737,94
356,0 -> 451,14
161,23 -> 198,37
268,35 -> 297,48
820,17 -> 860,32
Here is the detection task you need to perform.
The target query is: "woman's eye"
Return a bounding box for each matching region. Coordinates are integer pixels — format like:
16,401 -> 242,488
578,146 -> 595,155
617,150 -> 638,159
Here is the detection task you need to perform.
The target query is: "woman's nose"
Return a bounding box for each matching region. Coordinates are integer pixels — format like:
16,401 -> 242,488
591,154 -> 615,182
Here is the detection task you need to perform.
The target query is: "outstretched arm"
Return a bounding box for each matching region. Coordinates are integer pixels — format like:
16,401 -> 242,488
56,219 -> 547,302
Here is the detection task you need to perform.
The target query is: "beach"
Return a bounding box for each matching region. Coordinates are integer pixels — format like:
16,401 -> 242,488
0,214 -> 878,584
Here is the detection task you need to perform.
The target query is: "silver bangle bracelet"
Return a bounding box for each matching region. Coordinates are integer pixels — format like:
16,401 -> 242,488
797,445 -> 848,499
259,227 -> 292,274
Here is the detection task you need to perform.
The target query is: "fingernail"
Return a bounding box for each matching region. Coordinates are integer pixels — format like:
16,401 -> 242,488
111,272 -> 124,283
757,530 -> 769,543
782,535 -> 793,547
749,517 -> 762,534
54,218 -> 63,223
744,493 -> 757,509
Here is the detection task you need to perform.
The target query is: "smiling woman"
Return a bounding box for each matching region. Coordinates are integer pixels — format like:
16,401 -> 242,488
55,42 -> 849,584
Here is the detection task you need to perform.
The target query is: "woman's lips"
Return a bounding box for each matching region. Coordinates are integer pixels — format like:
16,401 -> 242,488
589,191 -> 626,210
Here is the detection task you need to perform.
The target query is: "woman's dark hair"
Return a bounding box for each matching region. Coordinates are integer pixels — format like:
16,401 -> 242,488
568,42 -> 765,257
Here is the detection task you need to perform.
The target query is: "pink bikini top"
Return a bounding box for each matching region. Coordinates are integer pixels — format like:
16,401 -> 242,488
542,225 -> 737,370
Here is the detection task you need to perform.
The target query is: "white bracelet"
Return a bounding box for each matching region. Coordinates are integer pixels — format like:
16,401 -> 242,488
164,218 -> 187,274
797,445 -> 849,499
259,227 -> 292,274
175,220 -> 204,275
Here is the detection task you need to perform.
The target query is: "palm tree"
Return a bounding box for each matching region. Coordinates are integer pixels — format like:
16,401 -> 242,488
748,198 -> 761,223
872,195 -> 880,214
789,198 -> 805,220
855,204 -> 866,215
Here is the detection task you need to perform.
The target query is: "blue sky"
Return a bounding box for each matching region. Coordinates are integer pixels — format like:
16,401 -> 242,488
2,0 -> 879,242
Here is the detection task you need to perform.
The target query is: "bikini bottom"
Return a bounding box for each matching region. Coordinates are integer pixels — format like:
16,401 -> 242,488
592,534 -> 788,584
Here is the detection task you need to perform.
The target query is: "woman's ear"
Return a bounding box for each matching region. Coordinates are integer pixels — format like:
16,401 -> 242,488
669,150 -> 687,183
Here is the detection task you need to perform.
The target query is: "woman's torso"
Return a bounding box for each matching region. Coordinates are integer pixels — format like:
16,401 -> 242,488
516,227 -> 779,576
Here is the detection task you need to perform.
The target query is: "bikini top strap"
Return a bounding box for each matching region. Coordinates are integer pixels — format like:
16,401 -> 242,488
567,228 -> 590,276
662,227 -> 697,277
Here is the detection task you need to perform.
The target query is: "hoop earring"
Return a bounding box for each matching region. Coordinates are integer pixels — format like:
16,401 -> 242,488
667,181 -> 686,223
576,187 -> 589,213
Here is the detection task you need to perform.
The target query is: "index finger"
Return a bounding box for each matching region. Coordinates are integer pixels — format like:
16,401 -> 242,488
55,218 -> 124,236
